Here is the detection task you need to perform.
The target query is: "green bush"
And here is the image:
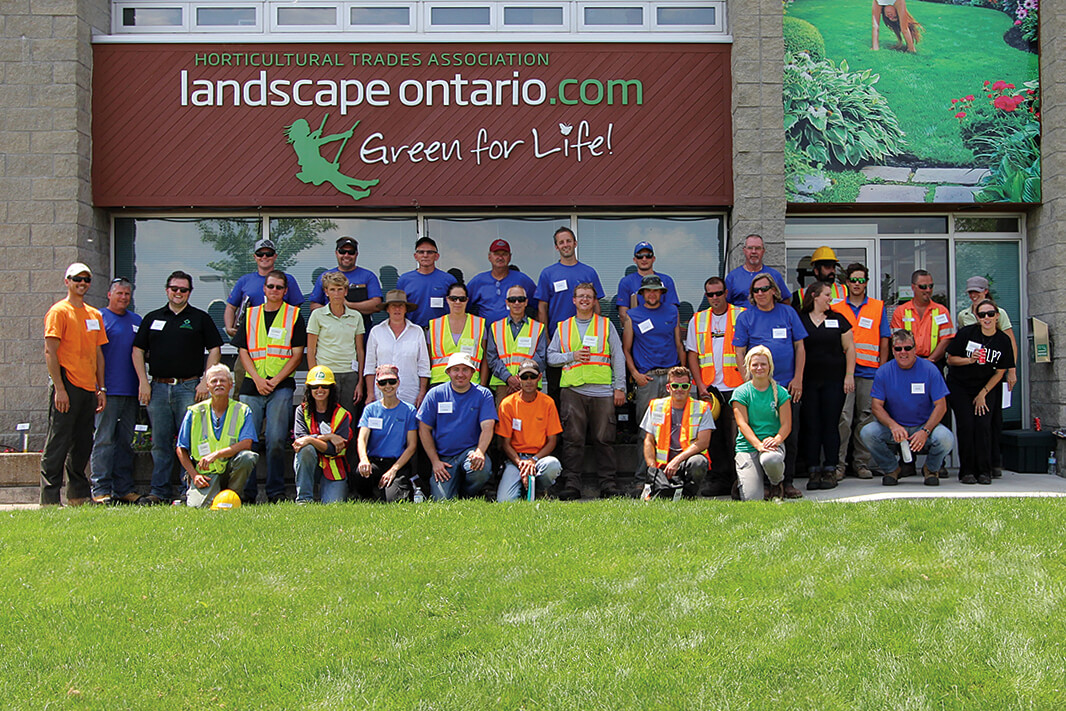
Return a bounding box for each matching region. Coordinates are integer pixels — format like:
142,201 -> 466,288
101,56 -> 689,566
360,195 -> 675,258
783,16 -> 826,61
783,51 -> 905,168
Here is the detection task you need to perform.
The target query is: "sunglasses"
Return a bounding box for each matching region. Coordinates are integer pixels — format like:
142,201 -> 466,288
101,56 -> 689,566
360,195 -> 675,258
309,384 -> 330,391
255,251 -> 275,258
506,296 -> 527,303
69,275 -> 91,283
337,248 -> 357,255
167,285 -> 190,293
752,285 -> 773,294
635,253 -> 654,259
265,283 -> 286,290
376,378 -> 398,387
848,277 -> 867,284
448,295 -> 468,302
668,382 -> 691,391
914,283 -> 934,290
705,290 -> 725,298
519,372 -> 540,381
977,311 -> 997,319
893,345 -> 915,352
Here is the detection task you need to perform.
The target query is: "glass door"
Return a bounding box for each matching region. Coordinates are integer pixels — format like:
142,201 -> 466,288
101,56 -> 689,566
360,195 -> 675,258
784,239 -> 878,301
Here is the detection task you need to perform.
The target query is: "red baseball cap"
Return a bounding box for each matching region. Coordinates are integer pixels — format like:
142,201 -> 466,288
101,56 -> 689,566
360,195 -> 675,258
489,239 -> 511,253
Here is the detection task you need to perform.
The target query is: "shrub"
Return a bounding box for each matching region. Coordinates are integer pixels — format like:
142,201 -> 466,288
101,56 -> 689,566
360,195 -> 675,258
783,16 -> 826,62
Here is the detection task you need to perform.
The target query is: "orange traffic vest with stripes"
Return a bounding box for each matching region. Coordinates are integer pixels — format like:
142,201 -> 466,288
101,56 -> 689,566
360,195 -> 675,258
428,314 -> 486,384
831,297 -> 884,369
188,399 -> 248,475
797,281 -> 847,304
559,315 -> 612,387
489,317 -> 545,388
693,305 -> 744,389
245,302 -> 299,378
901,303 -> 950,353
301,404 -> 351,481
649,396 -> 711,468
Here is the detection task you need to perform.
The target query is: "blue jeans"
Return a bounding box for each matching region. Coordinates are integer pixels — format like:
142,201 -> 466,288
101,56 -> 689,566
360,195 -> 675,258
293,444 -> 348,503
147,379 -> 198,500
497,455 -> 561,501
860,421 -> 955,474
429,448 -> 491,500
90,394 -> 138,498
240,387 -> 294,501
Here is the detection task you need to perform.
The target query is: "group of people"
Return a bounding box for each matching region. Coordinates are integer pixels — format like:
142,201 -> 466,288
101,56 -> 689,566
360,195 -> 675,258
40,229 -> 1016,507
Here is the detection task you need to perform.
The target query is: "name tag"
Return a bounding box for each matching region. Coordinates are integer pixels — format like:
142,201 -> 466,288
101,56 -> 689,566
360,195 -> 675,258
460,343 -> 476,356
858,317 -> 873,329
268,326 -> 285,339
430,297 -> 444,309
512,418 -> 523,432
516,336 -> 533,349
903,317 -> 915,323
553,279 -> 568,293
966,340 -> 982,354
318,422 -> 332,435
151,320 -> 166,331
772,328 -> 787,340
637,319 -> 654,334
934,313 -> 949,326
197,441 -> 211,457
86,319 -> 100,331
134,424 -> 149,432
438,401 -> 453,414
131,324 -> 139,333
911,383 -> 925,395
825,319 -> 839,329
582,334 -> 599,348
367,417 -> 384,430
650,410 -> 665,426
351,358 -> 359,371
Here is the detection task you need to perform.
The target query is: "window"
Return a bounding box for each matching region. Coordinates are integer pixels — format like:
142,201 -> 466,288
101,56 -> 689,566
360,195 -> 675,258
656,6 -> 714,26
275,6 -> 339,26
582,5 -> 644,26
121,6 -> 183,27
503,5 -> 565,26
429,5 -> 492,25
350,5 -> 413,26
195,6 -> 259,28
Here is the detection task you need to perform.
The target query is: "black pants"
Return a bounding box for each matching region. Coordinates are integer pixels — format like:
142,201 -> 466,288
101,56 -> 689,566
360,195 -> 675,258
948,386 -> 995,479
40,372 -> 96,505
705,388 -> 736,494
800,379 -> 847,470
350,456 -> 414,502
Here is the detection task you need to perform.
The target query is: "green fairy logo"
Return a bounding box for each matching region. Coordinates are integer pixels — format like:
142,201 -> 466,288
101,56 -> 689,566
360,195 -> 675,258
284,114 -> 379,201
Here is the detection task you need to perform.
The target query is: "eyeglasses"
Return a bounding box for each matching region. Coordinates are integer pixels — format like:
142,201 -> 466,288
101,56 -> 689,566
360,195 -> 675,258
376,378 -> 398,387
893,345 -> 915,352
519,372 -> 540,380
848,277 -> 867,284
309,385 -> 330,391
752,285 -> 773,294
415,249 -> 437,255
635,253 -> 654,259
69,275 -> 91,283
167,285 -> 190,293
264,283 -> 286,291
914,283 -> 934,290
977,311 -> 997,319
337,249 -> 357,256
668,382 -> 691,391
506,296 -> 527,303
705,290 -> 725,298
447,295 -> 468,303
255,251 -> 275,258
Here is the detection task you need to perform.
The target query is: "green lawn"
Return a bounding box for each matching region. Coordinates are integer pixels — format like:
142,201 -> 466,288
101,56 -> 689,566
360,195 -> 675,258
789,0 -> 1038,166
3,500 -> 1066,709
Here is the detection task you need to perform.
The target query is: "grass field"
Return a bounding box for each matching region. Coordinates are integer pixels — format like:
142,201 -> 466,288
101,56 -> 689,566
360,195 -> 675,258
789,0 -> 1038,166
3,500 -> 1066,709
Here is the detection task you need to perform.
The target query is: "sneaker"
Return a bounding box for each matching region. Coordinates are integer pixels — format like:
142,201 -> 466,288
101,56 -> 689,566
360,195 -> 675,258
977,473 -> 992,485
899,462 -> 917,478
856,468 -> 874,480
960,473 -> 977,485
91,495 -> 114,505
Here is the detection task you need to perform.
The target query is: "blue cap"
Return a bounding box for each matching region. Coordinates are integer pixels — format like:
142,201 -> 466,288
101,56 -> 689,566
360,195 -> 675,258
634,241 -> 654,256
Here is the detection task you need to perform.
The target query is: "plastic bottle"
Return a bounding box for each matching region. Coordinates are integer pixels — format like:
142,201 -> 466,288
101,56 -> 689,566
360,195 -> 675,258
526,470 -> 536,501
1049,451 -> 1058,477
900,439 -> 913,463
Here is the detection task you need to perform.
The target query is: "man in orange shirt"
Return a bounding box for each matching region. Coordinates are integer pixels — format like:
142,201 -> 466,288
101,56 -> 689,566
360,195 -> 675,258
495,360 -> 562,501
41,263 -> 109,506
890,269 -> 954,365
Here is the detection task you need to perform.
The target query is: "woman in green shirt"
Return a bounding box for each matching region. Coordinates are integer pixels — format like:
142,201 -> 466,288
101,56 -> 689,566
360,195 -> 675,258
730,346 -> 792,501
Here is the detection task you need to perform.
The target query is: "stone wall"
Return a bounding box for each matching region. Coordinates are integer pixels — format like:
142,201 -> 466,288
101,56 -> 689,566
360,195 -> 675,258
0,0 -> 110,450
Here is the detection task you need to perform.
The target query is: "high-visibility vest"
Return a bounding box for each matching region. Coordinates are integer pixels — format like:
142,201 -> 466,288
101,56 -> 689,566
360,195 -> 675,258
649,396 -> 710,468
489,317 -> 545,387
245,302 -> 299,378
559,315 -> 612,388
831,298 -> 884,369
693,305 -> 744,389
797,282 -> 847,305
188,399 -> 247,475
428,314 -> 486,384
902,303 -> 950,353
301,404 -> 351,481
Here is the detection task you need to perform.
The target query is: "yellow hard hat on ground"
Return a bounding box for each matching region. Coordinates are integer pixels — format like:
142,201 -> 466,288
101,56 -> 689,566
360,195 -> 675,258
211,489 -> 242,510
306,365 -> 336,387
810,245 -> 839,264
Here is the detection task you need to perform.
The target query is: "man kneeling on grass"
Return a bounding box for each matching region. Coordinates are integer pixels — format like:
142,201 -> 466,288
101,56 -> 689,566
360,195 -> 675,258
417,352 -> 497,500
495,360 -> 563,501
639,366 -> 714,500
176,365 -> 259,507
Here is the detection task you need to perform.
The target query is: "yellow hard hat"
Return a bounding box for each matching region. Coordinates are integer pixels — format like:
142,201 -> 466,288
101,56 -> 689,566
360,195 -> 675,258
210,489 -> 242,510
810,246 -> 838,264
708,394 -> 722,420
306,365 -> 336,387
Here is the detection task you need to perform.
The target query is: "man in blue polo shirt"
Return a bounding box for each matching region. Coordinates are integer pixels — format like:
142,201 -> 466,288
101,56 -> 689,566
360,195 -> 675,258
396,236 -> 457,328
535,226 -> 604,335
417,352 -> 497,500
615,241 -> 679,322
223,238 -> 304,338
307,236 -> 383,334
862,329 -> 954,487
357,364 -> 419,502
725,234 -> 792,308
622,275 -> 684,423
466,239 -> 538,326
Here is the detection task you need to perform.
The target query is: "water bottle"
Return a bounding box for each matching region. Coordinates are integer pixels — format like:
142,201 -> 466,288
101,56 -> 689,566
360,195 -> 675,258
526,468 -> 536,502
641,483 -> 652,501
1049,451 -> 1058,477
411,476 -> 426,503
900,439 -> 913,463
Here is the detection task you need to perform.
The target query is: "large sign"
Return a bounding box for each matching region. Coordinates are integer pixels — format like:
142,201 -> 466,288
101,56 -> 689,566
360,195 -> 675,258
92,43 -> 732,208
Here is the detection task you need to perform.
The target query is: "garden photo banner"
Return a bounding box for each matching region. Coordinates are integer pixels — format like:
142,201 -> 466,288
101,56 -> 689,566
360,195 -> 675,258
782,0 -> 1040,204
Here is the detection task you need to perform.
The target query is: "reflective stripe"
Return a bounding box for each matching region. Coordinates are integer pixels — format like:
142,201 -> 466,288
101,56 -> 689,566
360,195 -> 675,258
903,305 -> 947,351
301,405 -> 351,481
559,315 -> 612,387
489,318 -> 544,387
650,397 -> 710,468
831,298 -> 883,369
694,304 -> 743,389
188,400 -> 245,475
246,302 -> 299,378
428,314 -> 486,384
797,282 -> 848,304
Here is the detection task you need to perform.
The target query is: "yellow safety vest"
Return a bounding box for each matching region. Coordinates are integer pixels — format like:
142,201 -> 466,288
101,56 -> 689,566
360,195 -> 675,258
489,317 -> 545,387
245,302 -> 299,378
428,314 -> 486,384
649,396 -> 710,468
188,399 -> 247,475
693,305 -> 744,389
831,298 -> 884,369
559,315 -> 612,388
301,404 -> 351,481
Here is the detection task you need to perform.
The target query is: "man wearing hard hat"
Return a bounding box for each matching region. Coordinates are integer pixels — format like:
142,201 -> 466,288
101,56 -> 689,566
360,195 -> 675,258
796,246 -> 847,305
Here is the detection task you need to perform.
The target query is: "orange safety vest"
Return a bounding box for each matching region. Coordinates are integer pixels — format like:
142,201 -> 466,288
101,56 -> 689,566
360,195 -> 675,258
489,317 -> 545,388
693,305 -> 744,389
428,314 -> 486,384
831,298 -> 884,369
245,302 -> 299,378
649,396 -> 711,469
559,315 -> 612,388
797,281 -> 847,305
900,302 -> 951,355
301,404 -> 351,481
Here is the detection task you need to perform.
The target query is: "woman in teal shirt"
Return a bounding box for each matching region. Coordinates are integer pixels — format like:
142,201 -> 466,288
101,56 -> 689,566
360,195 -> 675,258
730,346 -> 792,501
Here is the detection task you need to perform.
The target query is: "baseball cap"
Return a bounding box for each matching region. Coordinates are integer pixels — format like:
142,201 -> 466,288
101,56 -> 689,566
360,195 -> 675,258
445,352 -> 477,372
633,241 -> 654,256
336,236 -> 358,250
489,239 -> 511,253
254,238 -> 276,253
639,275 -> 668,292
65,263 -> 92,279
965,276 -> 990,292
517,360 -> 540,377
375,364 -> 399,380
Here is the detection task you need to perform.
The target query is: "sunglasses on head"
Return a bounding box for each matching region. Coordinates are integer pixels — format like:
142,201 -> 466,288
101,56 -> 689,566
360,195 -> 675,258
506,296 -> 527,303
752,285 -> 773,294
519,372 -> 540,381
167,285 -> 190,293
977,310 -> 997,319
376,378 -> 398,387
668,382 -> 691,391
265,283 -> 286,290
337,248 -> 357,255
255,251 -> 275,258
894,345 -> 915,352
69,275 -> 91,283
705,290 -> 725,298
448,295 -> 468,302
914,283 -> 934,290
848,277 -> 867,284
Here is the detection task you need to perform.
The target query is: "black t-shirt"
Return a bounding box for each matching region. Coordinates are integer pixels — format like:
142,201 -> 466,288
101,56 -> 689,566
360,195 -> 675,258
946,324 -> 1015,394
132,304 -> 224,379
232,306 -> 308,395
799,311 -> 852,384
